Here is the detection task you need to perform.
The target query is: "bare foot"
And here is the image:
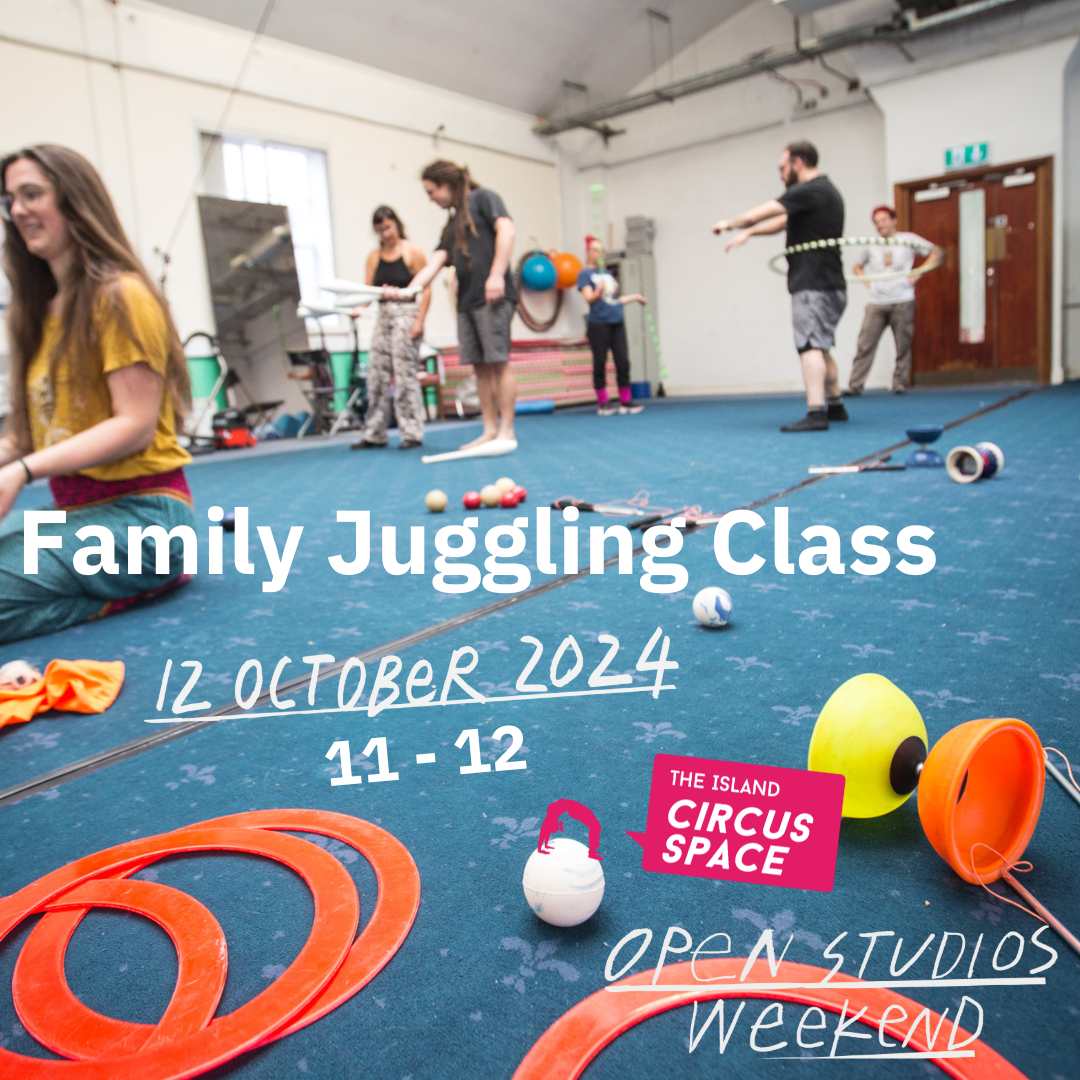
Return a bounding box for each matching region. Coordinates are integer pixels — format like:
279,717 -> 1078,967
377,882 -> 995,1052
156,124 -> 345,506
495,428 -> 516,442
460,430 -> 497,451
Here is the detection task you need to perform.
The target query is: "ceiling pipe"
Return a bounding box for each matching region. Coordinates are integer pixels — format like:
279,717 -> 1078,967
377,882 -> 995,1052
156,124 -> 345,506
903,0 -> 1023,30
535,0 -> 1048,136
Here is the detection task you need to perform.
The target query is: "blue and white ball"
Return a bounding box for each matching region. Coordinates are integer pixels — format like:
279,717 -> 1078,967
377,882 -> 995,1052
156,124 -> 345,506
522,838 -> 605,927
692,586 -> 733,628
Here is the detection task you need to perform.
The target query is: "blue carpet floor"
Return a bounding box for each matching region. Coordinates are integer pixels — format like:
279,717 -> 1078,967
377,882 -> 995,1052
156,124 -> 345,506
1,384 -> 1077,1078
0,386 -> 1020,788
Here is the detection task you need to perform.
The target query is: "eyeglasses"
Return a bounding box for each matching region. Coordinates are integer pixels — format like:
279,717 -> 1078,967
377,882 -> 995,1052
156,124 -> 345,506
0,185 -> 49,223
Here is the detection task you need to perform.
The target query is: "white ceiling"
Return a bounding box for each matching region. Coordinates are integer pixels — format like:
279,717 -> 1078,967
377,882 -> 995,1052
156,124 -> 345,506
149,0 -> 752,116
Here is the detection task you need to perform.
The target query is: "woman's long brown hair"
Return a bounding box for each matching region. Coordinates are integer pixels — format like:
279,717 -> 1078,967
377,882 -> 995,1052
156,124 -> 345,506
1,144 -> 191,453
372,204 -> 407,240
420,159 -> 479,265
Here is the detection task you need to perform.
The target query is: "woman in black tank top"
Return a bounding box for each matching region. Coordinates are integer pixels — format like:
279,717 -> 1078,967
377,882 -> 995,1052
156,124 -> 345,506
372,253 -> 413,289
351,206 -> 432,450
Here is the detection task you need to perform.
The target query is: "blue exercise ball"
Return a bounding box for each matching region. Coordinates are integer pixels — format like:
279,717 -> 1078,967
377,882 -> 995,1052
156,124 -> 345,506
521,253 -> 557,291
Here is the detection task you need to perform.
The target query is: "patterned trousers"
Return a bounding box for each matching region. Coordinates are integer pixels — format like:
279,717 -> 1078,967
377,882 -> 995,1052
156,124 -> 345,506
361,302 -> 424,444
849,301 -> 916,392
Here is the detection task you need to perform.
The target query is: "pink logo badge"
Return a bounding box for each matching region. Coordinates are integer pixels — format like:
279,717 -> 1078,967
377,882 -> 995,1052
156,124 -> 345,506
628,754 -> 844,892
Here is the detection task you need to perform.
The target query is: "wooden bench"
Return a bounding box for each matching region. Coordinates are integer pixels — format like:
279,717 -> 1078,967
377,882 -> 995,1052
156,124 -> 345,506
436,338 -> 622,416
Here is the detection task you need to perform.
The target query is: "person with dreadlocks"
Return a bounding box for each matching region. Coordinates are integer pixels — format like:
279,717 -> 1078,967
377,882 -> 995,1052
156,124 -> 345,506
383,160 -> 517,451
0,144 -> 194,643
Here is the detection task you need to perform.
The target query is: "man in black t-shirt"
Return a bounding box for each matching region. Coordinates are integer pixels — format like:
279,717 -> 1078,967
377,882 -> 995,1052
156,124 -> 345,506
386,160 -> 518,451
713,141 -> 848,432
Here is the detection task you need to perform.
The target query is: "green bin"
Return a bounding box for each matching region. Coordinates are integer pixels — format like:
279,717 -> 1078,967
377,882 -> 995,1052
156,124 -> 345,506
330,352 -> 354,412
187,354 -> 227,412
424,356 -> 438,415
330,351 -> 368,412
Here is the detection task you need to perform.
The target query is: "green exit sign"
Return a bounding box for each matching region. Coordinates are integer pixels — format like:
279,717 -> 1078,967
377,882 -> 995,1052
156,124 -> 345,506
945,142 -> 990,170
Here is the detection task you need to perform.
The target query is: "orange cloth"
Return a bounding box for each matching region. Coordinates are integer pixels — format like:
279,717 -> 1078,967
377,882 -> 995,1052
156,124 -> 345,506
0,660 -> 125,729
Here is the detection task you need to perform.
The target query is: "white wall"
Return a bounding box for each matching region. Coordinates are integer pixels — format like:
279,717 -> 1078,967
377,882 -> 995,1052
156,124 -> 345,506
5,1 -> 1077,413
1064,39 -> 1080,379
873,36 -> 1079,384
557,1 -> 888,395
563,2 -> 846,174
0,0 -> 576,415
557,4 -> 1080,395
562,102 -> 887,395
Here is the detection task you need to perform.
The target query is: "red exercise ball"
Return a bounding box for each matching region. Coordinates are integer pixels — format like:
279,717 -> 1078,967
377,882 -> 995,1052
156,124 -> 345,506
463,491 -> 482,510
500,491 -> 521,509
552,252 -> 583,290
513,486 -> 528,503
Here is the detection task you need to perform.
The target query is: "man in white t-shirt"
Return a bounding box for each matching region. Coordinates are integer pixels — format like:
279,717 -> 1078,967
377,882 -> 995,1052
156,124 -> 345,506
846,205 -> 943,395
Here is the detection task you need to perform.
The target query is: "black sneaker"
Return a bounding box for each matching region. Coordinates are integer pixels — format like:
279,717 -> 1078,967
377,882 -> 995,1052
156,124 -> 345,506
827,401 -> 849,422
597,403 -> 618,416
842,388 -> 862,397
780,413 -> 829,433
350,438 -> 386,450
399,439 -> 423,449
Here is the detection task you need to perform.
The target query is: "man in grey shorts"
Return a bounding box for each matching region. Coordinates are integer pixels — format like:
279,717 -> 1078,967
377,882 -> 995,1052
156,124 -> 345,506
387,159 -> 517,450
457,286 -> 514,369
713,140 -> 848,432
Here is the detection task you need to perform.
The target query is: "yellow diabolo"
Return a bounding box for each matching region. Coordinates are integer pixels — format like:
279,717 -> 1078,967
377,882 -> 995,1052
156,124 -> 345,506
808,673 -> 928,818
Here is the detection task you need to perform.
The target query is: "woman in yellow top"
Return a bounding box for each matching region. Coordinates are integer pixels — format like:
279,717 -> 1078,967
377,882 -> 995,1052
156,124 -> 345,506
0,144 -> 194,643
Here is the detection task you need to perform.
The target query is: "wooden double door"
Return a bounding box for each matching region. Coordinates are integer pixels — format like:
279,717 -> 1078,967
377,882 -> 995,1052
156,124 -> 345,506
895,157 -> 1052,384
